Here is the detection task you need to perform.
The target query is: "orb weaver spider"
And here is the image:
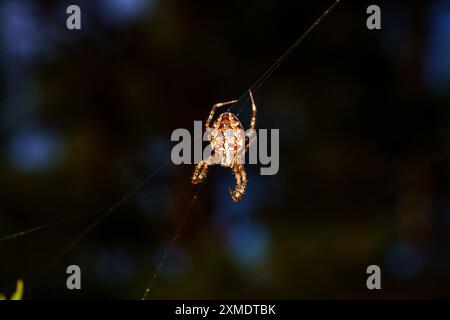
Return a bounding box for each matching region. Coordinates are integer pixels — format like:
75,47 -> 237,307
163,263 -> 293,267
192,90 -> 257,203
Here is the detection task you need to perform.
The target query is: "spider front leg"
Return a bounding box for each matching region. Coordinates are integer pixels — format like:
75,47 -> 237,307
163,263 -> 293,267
228,163 -> 247,203
245,90 -> 257,151
248,90 -> 257,131
191,156 -> 214,185
205,99 -> 238,129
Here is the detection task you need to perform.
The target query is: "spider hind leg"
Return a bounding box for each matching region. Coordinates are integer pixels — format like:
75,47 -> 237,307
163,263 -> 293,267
192,156 -> 214,185
228,164 -> 247,203
192,160 -> 208,185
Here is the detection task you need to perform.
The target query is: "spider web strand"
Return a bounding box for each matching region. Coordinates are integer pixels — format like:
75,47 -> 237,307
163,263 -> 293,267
230,0 -> 341,116
142,185 -> 202,300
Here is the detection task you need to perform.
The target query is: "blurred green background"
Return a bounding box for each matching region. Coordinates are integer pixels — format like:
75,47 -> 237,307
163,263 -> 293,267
1,0 -> 450,299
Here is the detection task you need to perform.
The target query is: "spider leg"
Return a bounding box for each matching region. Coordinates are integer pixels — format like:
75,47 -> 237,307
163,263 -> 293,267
192,160 -> 207,185
228,164 -> 247,203
205,100 -> 238,129
191,156 -> 214,185
245,90 -> 257,150
248,90 -> 257,130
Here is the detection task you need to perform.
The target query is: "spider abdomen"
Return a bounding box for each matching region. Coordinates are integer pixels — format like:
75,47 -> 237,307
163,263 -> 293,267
210,112 -> 245,167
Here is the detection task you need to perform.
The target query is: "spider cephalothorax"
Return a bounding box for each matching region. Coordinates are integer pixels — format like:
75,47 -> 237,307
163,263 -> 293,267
192,90 -> 256,203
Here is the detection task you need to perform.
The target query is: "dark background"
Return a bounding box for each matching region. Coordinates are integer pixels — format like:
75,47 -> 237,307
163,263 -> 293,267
1,0 -> 450,299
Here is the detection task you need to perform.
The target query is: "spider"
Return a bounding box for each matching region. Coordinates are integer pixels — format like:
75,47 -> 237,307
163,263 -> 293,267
192,90 -> 257,203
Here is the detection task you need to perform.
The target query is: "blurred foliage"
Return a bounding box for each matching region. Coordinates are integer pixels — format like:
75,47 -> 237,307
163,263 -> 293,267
0,280 -> 24,300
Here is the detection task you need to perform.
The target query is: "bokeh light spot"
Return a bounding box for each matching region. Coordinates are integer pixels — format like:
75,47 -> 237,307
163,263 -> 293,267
424,0 -> 450,95
385,242 -> 425,279
7,127 -> 65,173
226,222 -> 270,268
99,0 -> 157,25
